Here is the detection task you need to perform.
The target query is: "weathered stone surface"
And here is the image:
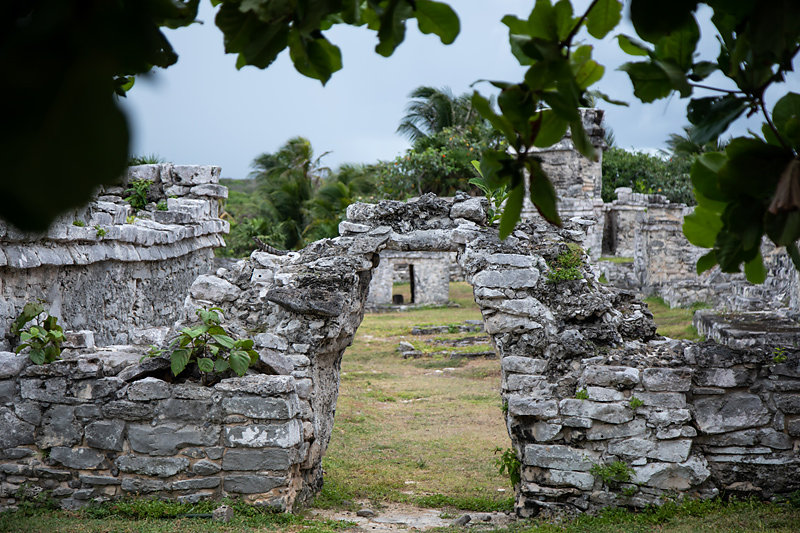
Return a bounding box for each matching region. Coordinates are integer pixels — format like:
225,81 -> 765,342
116,357 -> 171,382
774,393 -> 800,414
127,377 -> 171,401
192,460 -> 221,475
172,477 -> 220,490
586,419 -> 646,441
222,397 -> 296,420
159,399 -> 213,420
214,375 -> 295,396
222,448 -> 293,471
223,421 -> 301,449
223,475 -> 286,494
79,475 -> 122,486
0,380 -> 15,403
450,198 -> 486,223
102,400 -> 154,420
633,457 -> 710,490
694,393 -> 771,434
0,352 -> 28,379
531,422 -> 563,442
559,399 -> 634,424
581,366 -> 640,388
694,368 -> 754,388
115,455 -> 189,477
128,423 -> 220,455
642,368 -> 693,392
0,407 -> 34,448
548,469 -> 595,490
473,269 -> 540,289
257,350 -> 293,376
50,447 -> 105,469
508,397 -> 558,418
266,287 -> 344,317
190,275 -> 242,302
585,387 -> 624,402
38,405 -> 81,448
501,356 -> 547,375
524,444 -> 598,471
121,477 -> 169,492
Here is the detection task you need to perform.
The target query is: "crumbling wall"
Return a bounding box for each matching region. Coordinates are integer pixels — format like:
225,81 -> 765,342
366,250 -> 451,307
0,164 -> 228,347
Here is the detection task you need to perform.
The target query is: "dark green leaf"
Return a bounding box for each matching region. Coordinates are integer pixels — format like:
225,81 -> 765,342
527,0 -> 559,40
229,350 -> 251,376
479,149 -> 514,190
235,338 -> 255,350
654,60 -> 692,97
687,96 -> 748,145
528,159 -> 562,225
43,343 -> 60,363
415,0 -> 460,45
501,15 -> 528,35
533,110 -> 569,147
197,357 -> 214,373
788,243 -> 800,271
718,137 -> 792,200
618,61 -> 673,102
499,181 -> 524,240
472,92 -> 517,145
29,349 -> 45,366
211,334 -> 236,349
654,16 -> 699,71
683,206 -> 722,248
553,0 -> 576,41
543,91 -> 581,122
171,348 -> 191,376
689,61 -> 717,81
696,250 -> 717,274
11,302 -> 44,336
690,152 -> 728,202
589,90 -> 628,106
772,92 -> 800,149
375,0 -> 414,57
616,34 -> 650,56
214,358 -> 230,372
744,250 -> 767,284
630,0 -> 698,43
288,30 -> 343,85
569,118 -> 598,161
497,85 -> 536,144
586,0 -> 622,39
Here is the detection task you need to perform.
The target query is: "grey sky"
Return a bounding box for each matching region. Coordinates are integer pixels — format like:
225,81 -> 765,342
120,1 -> 799,180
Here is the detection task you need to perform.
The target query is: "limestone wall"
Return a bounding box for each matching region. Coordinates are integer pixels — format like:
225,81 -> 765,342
0,164 -> 228,347
366,250 -> 451,306
0,350 -> 305,510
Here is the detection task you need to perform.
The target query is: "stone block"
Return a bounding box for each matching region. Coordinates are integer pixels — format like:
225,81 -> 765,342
501,356 -> 547,375
450,197 -> 486,223
504,375 -> 551,392
214,375 -> 295,396
473,269 -> 540,289
507,397 -> 559,418
190,275 -> 242,302
115,455 -> 189,477
694,368 -> 754,388
585,387 -> 624,402
223,420 -> 302,449
0,352 -> 28,379
548,469 -> 595,490
172,477 -> 221,490
14,401 -> 41,426
524,444 -> 598,471
85,420 -> 125,451
222,448 -> 293,471
634,391 -> 686,408
0,380 -> 15,403
223,474 -> 286,494
121,477 -> 169,492
581,366 -> 640,388
127,377 -> 171,401
192,460 -> 221,475
642,368 -> 692,392
694,393 -> 771,434
483,314 -> 544,335
102,400 -> 154,420
559,399 -> 634,424
128,423 -> 220,455
171,384 -> 214,400
74,377 -> 124,400
774,393 -> 800,414
222,397 -> 296,420
645,408 -> 691,426
50,447 -> 105,469
586,418 -> 646,441
159,399 -> 213,420
79,475 -> 121,486
0,407 -> 34,448
38,405 -> 81,448
531,422 -> 562,442
633,457 -> 710,490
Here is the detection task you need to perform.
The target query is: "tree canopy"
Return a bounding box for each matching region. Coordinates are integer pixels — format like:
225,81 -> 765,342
4,0 -> 800,281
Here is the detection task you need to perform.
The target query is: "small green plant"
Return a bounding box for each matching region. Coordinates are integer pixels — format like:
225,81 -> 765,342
469,160 -> 510,224
71,219 -> 85,227
590,460 -> 635,488
11,302 -> 64,365
125,215 -> 136,224
501,398 -> 509,414
773,346 -> 789,364
447,324 -> 459,334
494,447 -> 521,487
94,225 -> 106,238
575,388 -> 589,400
148,307 -> 259,383
546,243 -> 584,283
156,199 -> 168,211
128,153 -> 165,166
629,396 -> 644,410
124,178 -> 152,211
621,485 -> 639,497
598,272 -> 608,284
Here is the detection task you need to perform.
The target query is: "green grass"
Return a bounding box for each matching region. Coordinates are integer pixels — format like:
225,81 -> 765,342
644,297 -> 709,340
598,256 -> 634,263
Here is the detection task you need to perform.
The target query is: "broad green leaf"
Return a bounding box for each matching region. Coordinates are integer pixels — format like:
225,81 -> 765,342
569,119 -> 597,161
788,243 -> 800,271
197,357 -> 214,373
618,61 -> 673,102
235,338 -> 255,350
654,16 -> 699,71
528,159 -> 562,225
744,250 -> 767,284
212,334 -> 236,349
182,326 -> 206,339
501,15 -> 528,35
497,85 -> 536,144
11,302 -> 44,335
508,35 -> 537,66
630,0 -> 698,43
207,325 -> 227,336
288,30 -> 343,85
718,137 -> 792,199
214,358 -> 230,372
415,0 -> 460,45
527,0 -> 559,40
499,181 -> 524,239
696,250 -> 717,274
533,110 -> 569,147
44,343 -> 60,363
687,96 -> 748,145
375,0 -> 414,57
20,332 -> 32,342
543,91 -> 580,122
617,34 -> 649,56
15,344 -> 29,354
230,350 -> 251,376
654,60 -> 692,97
683,206 -> 722,248
216,5 -> 290,70
472,92 -> 517,146
572,54 -> 604,90
765,211 -> 800,247
689,61 -> 717,81
248,350 -> 260,364
479,149 -> 514,190
553,0 -> 576,41
690,152 -> 728,202
586,0 -> 622,39
29,349 -> 45,365
589,90 -> 628,106
772,92 -> 800,149
171,348 -> 191,376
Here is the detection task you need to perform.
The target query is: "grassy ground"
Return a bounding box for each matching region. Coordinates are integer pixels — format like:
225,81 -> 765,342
4,283 -> 798,531
643,297 -> 708,340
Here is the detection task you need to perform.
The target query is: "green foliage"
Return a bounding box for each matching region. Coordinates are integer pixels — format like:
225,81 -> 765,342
629,396 -> 644,410
148,307 -> 259,382
575,388 -> 589,400
156,200 -> 168,211
124,179 -> 152,212
13,486 -> 58,517
621,485 -> 639,498
591,460 -> 635,489
125,215 -> 136,224
11,302 -> 64,365
602,147 -> 694,204
71,219 -> 85,227
94,225 -> 106,238
773,346 -> 789,364
413,493 -> 514,512
493,446 -> 521,487
469,160 -> 508,224
128,153 -> 166,165
546,244 -> 584,283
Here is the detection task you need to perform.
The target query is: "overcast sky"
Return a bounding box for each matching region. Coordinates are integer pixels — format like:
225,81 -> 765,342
120,1 -> 799,180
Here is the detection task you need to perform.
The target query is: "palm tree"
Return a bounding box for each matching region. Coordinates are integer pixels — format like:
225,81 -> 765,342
664,125 -> 728,158
396,86 -> 480,142
304,164 -> 375,242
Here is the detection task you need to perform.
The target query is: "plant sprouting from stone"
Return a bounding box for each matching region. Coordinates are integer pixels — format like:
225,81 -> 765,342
773,346 -> 789,364
156,200 -> 168,211
149,307 -> 259,381
590,460 -> 635,489
469,160 -> 509,224
11,302 -> 64,365
125,215 -> 136,224
72,220 -> 85,227
621,485 -> 639,498
546,244 -> 584,283
124,179 -> 152,212
494,447 -> 521,487
575,388 -> 589,400
94,226 -> 106,238
629,396 -> 644,410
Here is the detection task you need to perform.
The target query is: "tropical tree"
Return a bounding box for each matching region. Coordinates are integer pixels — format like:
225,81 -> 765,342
304,164 -> 375,242
396,86 -> 481,142
664,125 -> 727,159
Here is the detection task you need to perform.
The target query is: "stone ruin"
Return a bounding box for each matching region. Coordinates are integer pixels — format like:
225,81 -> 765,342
366,250 -> 452,308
